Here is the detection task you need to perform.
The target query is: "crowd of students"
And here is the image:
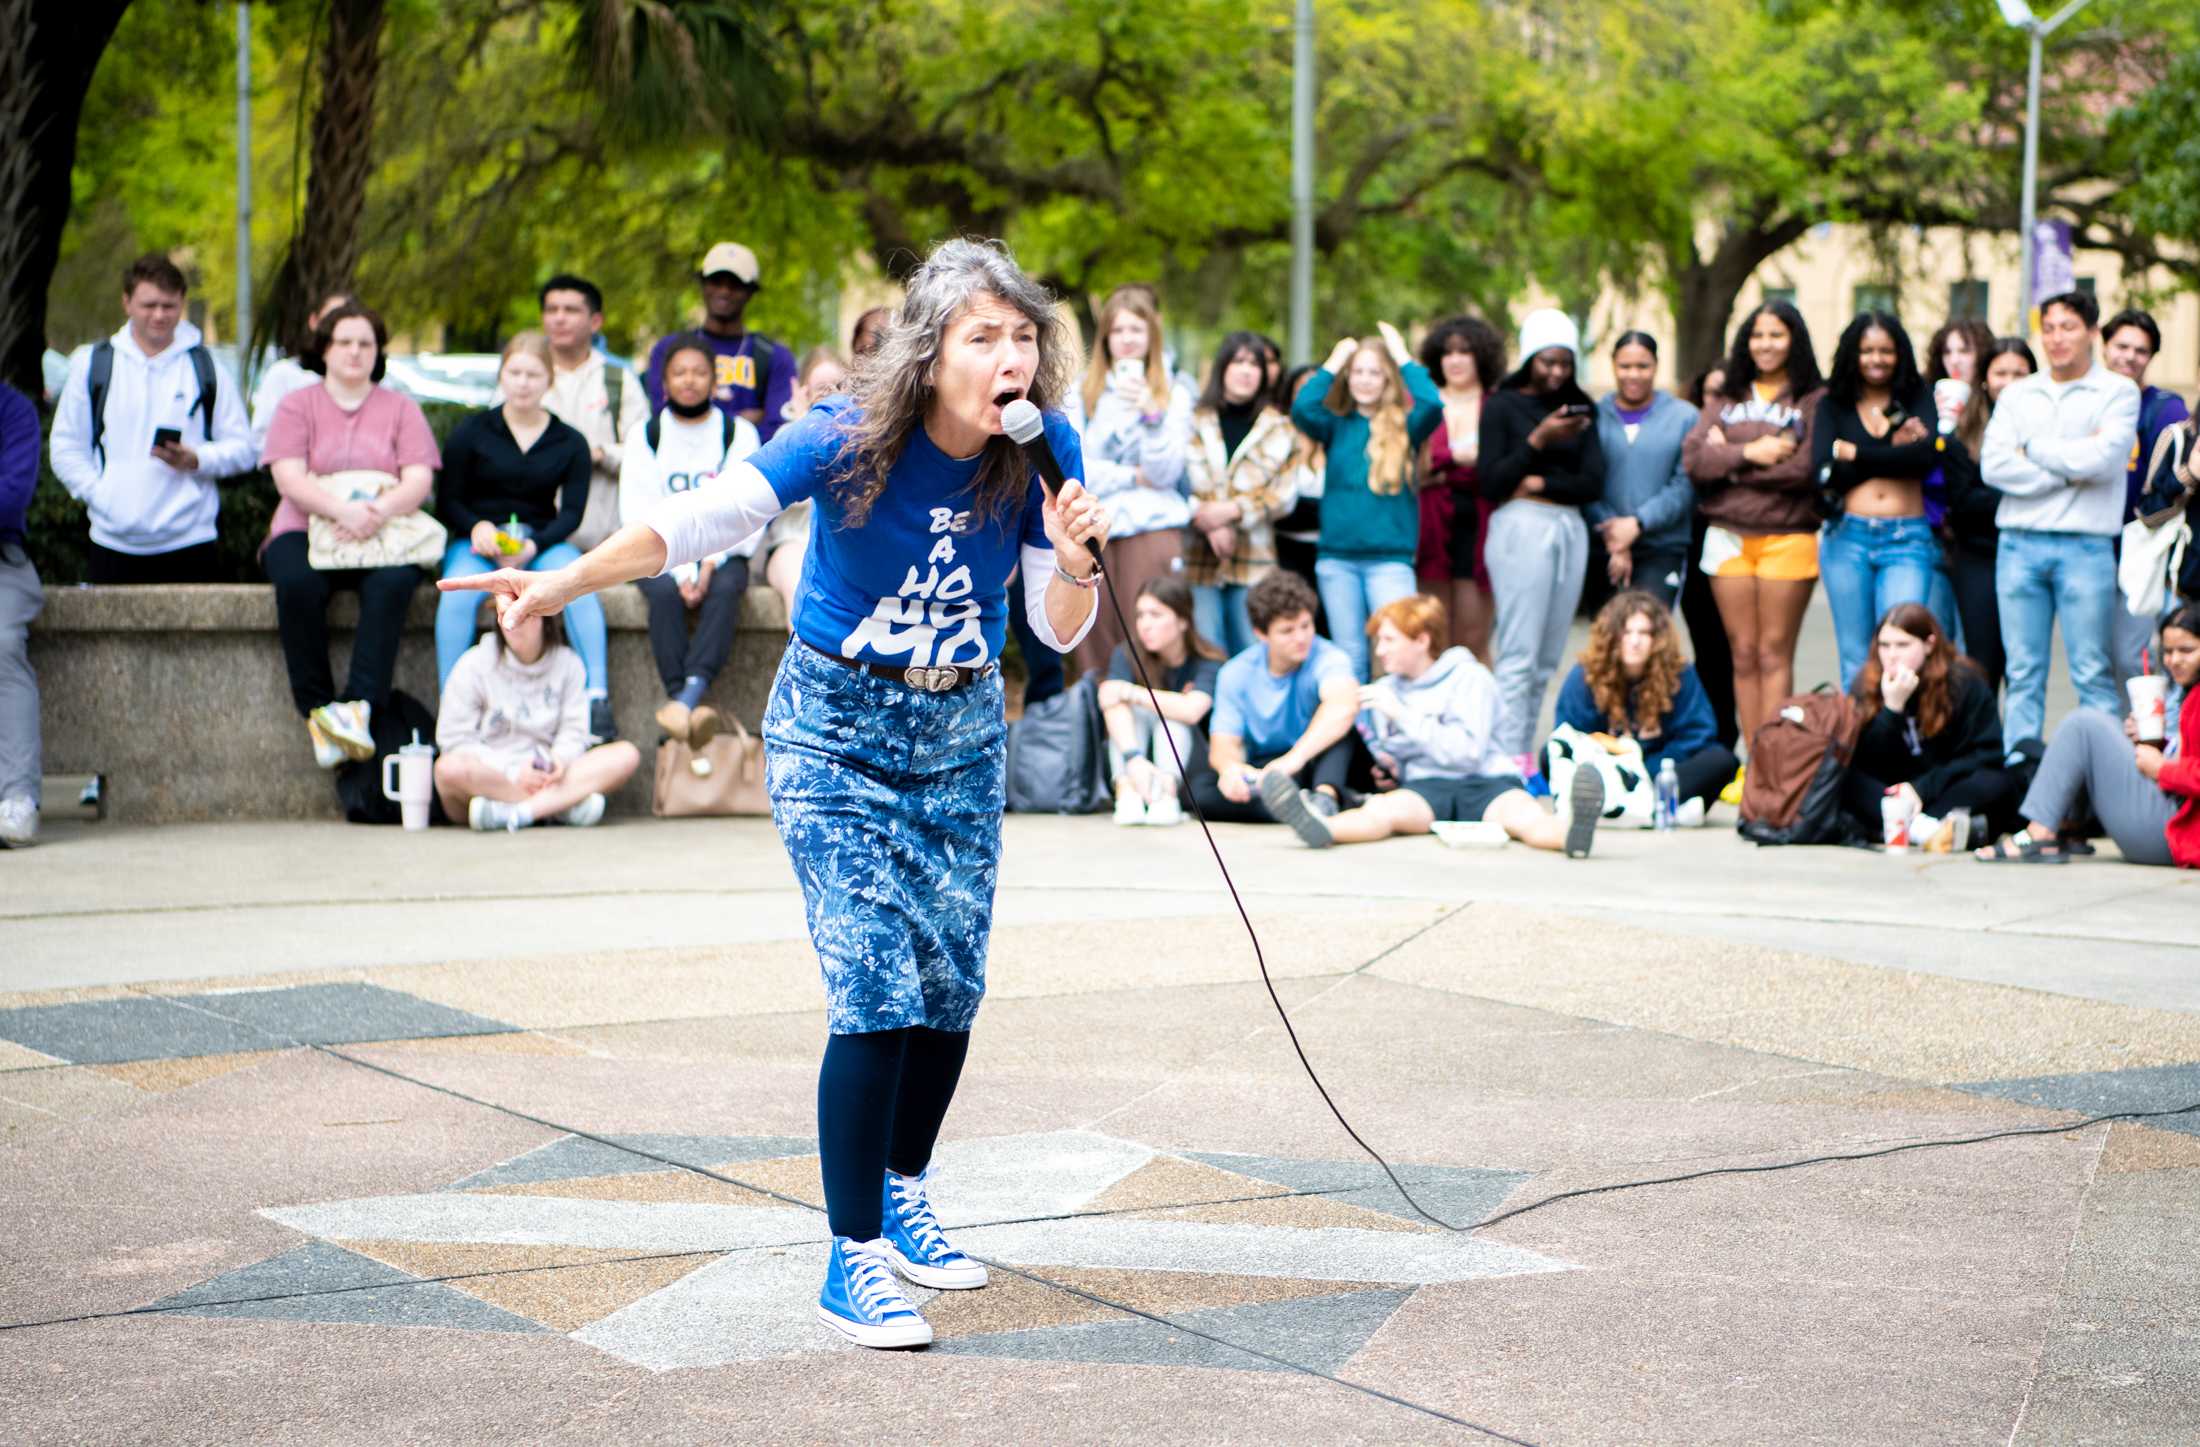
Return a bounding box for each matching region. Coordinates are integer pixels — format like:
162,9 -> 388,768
2,247 -> 2195,869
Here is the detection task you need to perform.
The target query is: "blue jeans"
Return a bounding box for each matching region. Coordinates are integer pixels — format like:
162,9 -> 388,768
1995,529 -> 2119,746
1313,557 -> 1417,679
1192,582 -> 1255,658
436,540 -> 608,690
1819,514 -> 1950,690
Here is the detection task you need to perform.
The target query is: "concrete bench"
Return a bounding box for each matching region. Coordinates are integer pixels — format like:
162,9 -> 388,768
29,583 -> 792,823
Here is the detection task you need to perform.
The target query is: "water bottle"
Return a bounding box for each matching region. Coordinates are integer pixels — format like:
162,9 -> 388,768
1654,757 -> 1680,831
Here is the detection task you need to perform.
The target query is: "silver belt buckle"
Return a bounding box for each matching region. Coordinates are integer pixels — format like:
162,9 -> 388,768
904,665 -> 957,693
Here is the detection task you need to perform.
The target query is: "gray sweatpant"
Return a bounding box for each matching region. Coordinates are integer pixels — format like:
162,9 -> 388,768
0,548 -> 42,805
2019,707 -> 2175,866
1486,500 -> 1588,756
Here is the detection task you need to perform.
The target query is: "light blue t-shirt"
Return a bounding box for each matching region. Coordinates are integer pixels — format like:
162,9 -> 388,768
1211,636 -> 1355,761
748,394 -> 1085,668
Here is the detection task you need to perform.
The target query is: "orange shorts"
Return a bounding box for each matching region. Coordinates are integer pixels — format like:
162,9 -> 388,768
1701,527 -> 1819,581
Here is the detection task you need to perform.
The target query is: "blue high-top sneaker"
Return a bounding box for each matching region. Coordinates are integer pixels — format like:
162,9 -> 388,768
881,1168 -> 989,1289
816,1236 -> 932,1349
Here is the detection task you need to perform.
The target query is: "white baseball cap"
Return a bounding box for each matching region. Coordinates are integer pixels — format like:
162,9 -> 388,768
698,242 -> 761,287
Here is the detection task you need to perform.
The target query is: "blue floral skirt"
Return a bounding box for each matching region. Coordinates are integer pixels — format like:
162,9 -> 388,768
763,642 -> 1006,1035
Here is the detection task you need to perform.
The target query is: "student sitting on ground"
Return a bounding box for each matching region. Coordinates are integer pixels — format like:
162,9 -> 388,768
1190,570 -> 1361,824
434,601 -> 641,831
1978,603 -> 2200,866
1259,593 -> 1601,854
1552,590 -> 1738,823
1100,575 -> 1223,827
618,333 -> 763,745
1845,602 -> 2020,849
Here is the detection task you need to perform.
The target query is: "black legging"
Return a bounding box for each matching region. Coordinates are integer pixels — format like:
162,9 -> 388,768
636,558 -> 748,694
1668,743 -> 1742,808
1188,730 -> 1367,823
1948,544 -> 2004,692
1679,511 -> 1740,748
1841,765 -> 2024,840
817,1027 -> 970,1241
261,531 -> 424,717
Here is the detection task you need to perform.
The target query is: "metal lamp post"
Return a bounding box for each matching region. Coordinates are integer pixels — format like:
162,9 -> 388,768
1289,0 -> 1315,365
1996,0 -> 2096,330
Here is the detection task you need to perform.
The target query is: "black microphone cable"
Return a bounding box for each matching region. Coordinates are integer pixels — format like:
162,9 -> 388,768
1083,554 -> 2200,1235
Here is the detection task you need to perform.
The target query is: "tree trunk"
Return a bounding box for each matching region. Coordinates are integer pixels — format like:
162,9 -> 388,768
0,0 -> 135,402
262,0 -> 385,356
1667,214 -> 1814,385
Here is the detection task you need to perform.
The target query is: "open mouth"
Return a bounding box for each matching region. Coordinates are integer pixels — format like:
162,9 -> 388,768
993,388 -> 1024,409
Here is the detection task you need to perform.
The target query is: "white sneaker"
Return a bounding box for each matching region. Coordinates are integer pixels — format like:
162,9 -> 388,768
1676,795 -> 1706,829
1113,788 -> 1147,826
468,797 -> 529,832
310,700 -> 375,761
305,715 -> 346,769
1142,792 -> 1183,827
0,796 -> 36,848
557,793 -> 606,827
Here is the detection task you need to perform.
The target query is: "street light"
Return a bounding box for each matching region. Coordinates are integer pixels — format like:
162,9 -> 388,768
1998,0 -> 2097,330
1289,0 -> 1314,366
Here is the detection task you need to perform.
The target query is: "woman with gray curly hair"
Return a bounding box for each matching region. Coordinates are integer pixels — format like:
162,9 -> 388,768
442,237 -> 1112,1350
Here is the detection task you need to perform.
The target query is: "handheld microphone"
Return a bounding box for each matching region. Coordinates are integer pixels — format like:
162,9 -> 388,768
1001,398 -> 1103,564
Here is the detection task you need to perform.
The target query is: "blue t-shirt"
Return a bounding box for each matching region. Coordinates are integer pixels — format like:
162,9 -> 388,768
1211,636 -> 1355,761
747,394 -> 1084,668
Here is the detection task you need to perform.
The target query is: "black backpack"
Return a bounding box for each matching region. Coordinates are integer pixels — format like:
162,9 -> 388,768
1004,678 -> 1112,814
87,340 -> 217,466
334,691 -> 449,825
645,407 -> 741,456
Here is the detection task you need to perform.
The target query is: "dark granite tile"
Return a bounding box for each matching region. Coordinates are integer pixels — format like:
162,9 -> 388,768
1956,1063 -> 2200,1138
932,1288 -> 1414,1374
148,1242 -> 547,1334
0,996 -> 273,1065
446,1134 -> 819,1192
172,983 -> 514,1049
1187,1151 -> 1531,1227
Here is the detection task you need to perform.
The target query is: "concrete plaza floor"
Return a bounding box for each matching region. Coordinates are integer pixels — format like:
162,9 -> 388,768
3,793 -> 2196,1444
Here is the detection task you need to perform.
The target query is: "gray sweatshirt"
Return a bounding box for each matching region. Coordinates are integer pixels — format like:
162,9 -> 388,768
1588,391 -> 1699,555
435,635 -> 591,771
1980,361 -> 2140,536
1364,646 -> 1515,781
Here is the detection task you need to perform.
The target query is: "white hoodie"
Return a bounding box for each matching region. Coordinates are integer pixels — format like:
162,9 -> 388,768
48,321 -> 255,554
1363,646 -> 1515,782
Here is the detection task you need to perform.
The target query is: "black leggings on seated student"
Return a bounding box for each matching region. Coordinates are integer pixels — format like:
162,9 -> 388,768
1189,730 -> 1373,824
1839,762 -> 2023,838
635,557 -> 748,697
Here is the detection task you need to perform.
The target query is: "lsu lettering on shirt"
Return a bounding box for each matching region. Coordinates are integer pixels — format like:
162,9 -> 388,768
747,394 -> 1083,668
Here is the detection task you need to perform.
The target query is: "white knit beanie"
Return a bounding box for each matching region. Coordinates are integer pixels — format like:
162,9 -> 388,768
1517,309 -> 1580,364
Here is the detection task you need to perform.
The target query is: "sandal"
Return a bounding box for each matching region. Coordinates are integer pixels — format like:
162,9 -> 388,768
2055,832 -> 2097,857
1976,834 -> 2068,863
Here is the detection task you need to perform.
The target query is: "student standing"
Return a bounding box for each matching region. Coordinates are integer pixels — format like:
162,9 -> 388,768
1479,309 -> 1606,757
1184,331 -> 1298,656
643,242 -> 797,443
1683,300 -> 1826,753
1981,291 -> 2139,745
1292,323 -> 1443,679
1416,316 -> 1505,660
1939,338 -> 2036,691
1814,312 -> 1949,689
538,274 -> 648,551
1589,331 -> 1696,610
2101,308 -> 2192,688
1066,287 -> 1192,675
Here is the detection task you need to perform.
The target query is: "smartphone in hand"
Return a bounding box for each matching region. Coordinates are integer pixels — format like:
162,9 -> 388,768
1557,402 -> 1594,420
152,426 -> 183,450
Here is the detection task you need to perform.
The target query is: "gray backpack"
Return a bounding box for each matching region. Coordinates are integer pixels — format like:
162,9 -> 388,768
1004,678 -> 1111,814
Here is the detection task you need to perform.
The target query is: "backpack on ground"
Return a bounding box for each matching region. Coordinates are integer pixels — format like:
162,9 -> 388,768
1004,677 -> 1112,815
335,691 -> 448,826
87,340 -> 217,467
1737,687 -> 1864,846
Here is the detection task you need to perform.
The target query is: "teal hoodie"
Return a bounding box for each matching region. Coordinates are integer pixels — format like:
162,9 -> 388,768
1291,361 -> 1444,562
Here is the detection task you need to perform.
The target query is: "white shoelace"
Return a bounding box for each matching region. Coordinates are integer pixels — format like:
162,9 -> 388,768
843,1239 -> 917,1317
889,1174 -> 954,1258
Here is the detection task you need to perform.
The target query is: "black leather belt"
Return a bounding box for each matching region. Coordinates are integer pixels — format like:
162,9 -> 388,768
802,637 -> 997,693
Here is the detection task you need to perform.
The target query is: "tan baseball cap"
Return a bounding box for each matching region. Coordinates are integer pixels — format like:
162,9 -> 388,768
697,242 -> 761,287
